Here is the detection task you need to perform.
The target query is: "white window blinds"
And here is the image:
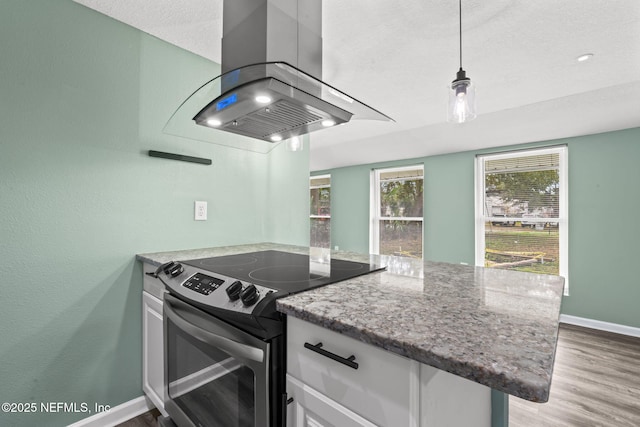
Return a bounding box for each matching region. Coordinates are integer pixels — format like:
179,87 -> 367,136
476,147 -> 568,292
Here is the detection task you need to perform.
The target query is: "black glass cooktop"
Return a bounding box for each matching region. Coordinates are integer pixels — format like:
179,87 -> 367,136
181,250 -> 384,294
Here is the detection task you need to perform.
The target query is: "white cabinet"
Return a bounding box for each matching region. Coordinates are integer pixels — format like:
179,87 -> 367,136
142,290 -> 167,416
420,364 -> 490,427
286,316 -> 420,427
286,316 -> 491,427
286,375 -> 378,427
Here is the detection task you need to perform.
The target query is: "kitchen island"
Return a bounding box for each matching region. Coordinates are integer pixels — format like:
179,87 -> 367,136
276,249 -> 564,403
137,242 -> 564,426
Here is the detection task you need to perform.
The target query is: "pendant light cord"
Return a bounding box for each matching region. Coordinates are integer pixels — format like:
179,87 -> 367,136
459,0 -> 463,69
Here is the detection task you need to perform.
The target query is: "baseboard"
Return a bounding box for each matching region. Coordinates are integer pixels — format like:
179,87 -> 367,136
67,395 -> 155,427
560,314 -> 640,338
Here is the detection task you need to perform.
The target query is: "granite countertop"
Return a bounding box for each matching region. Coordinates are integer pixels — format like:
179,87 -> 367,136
137,242 -> 564,403
137,242 -> 311,266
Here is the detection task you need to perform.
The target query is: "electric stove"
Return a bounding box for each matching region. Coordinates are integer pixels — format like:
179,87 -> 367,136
154,249 -> 384,427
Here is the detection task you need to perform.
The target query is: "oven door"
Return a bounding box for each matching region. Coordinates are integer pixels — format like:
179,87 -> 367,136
164,294 -> 271,427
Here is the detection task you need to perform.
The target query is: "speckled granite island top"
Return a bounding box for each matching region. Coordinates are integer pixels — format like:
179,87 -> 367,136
137,242 -> 564,403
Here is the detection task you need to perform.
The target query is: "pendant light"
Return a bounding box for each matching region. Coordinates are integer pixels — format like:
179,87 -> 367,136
285,136 -> 304,151
447,0 -> 476,123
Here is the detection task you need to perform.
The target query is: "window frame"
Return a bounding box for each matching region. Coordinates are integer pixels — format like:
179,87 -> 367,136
310,174 -> 331,249
310,174 -> 331,220
370,164 -> 424,258
474,146 -> 569,293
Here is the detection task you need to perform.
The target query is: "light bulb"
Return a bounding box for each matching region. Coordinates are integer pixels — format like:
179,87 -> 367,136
447,77 -> 476,123
255,95 -> 272,104
206,118 -> 222,127
454,96 -> 468,123
321,119 -> 336,127
270,135 -> 282,142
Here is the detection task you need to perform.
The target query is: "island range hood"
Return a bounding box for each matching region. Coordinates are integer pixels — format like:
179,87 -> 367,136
164,0 -> 392,149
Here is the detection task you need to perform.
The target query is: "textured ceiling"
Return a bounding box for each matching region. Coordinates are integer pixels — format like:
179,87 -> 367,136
74,0 -> 640,170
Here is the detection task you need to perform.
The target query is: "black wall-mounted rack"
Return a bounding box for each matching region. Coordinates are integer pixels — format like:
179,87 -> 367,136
148,150 -> 212,165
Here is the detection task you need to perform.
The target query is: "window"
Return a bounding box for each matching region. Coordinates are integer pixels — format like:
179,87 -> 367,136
371,165 -> 424,258
310,175 -> 331,248
475,146 -> 568,292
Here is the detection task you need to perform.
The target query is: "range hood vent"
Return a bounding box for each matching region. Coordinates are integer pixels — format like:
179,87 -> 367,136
164,0 -> 392,152
192,74 -> 353,142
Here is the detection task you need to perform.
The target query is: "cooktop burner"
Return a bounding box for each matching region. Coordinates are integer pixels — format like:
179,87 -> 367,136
181,250 -> 384,294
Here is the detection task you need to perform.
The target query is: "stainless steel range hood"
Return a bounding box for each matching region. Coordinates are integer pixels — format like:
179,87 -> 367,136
164,0 -> 392,152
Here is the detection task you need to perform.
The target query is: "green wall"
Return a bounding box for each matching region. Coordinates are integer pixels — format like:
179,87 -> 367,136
564,132 -> 639,327
0,1 -> 308,426
329,165 -> 373,252
315,128 -> 640,328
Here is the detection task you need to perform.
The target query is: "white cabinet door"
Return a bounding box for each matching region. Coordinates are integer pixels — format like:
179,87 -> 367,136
286,375 -> 378,427
142,290 -> 167,416
287,317 -> 419,427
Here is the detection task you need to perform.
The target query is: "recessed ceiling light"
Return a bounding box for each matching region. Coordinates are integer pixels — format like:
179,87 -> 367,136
321,119 -> 336,127
255,95 -> 272,104
577,53 -> 594,62
206,118 -> 222,127
270,135 -> 282,142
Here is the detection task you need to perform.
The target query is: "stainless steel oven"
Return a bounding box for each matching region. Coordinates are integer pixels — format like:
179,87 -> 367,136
153,250 -> 383,427
164,294 -> 282,427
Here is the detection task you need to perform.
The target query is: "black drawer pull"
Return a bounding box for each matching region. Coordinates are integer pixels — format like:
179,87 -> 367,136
282,393 -> 294,427
304,342 -> 359,370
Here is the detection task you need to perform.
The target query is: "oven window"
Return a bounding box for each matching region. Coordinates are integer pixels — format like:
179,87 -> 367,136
167,320 -> 256,427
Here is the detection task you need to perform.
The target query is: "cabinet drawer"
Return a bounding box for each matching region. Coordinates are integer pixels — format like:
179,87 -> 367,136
287,317 -> 417,427
286,375 -> 377,427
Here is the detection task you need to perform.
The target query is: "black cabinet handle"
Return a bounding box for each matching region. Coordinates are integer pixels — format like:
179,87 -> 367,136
282,393 -> 293,427
304,342 -> 359,370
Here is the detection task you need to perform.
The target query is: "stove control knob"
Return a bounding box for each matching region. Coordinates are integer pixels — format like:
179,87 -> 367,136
168,263 -> 184,277
226,280 -> 243,301
240,284 -> 260,307
162,262 -> 177,275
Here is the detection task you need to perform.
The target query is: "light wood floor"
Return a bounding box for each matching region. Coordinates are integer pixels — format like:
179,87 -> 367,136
510,324 -> 640,427
120,324 -> 640,427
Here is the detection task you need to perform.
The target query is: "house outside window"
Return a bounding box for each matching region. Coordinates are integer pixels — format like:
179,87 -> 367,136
371,165 -> 424,258
475,146 -> 568,292
310,174 -> 331,248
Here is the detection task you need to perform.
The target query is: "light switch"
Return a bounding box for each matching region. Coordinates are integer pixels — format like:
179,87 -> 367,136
195,201 -> 207,221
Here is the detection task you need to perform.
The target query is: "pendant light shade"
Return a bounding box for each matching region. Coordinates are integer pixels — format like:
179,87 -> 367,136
447,0 -> 476,123
448,68 -> 476,123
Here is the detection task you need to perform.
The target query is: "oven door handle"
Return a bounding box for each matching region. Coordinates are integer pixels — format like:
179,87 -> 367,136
165,298 -> 265,363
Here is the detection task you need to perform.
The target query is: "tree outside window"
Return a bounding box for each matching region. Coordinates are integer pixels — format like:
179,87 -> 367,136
371,166 -> 424,258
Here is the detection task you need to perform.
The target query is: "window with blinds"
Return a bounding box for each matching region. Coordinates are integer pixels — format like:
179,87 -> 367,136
475,147 -> 568,292
371,165 -> 424,258
310,174 -> 331,248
